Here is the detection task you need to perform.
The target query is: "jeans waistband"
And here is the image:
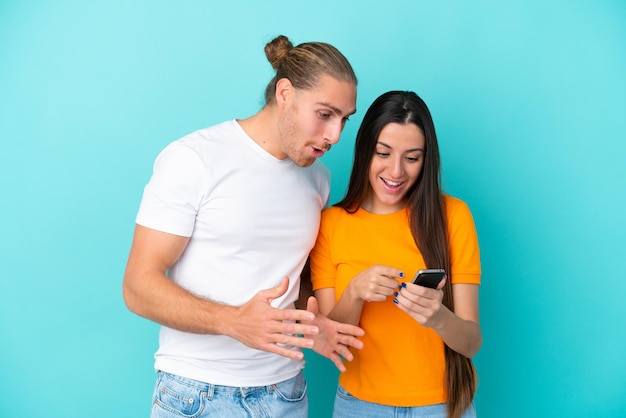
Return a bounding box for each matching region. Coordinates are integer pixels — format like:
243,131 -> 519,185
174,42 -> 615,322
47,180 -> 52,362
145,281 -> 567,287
158,370 -> 286,397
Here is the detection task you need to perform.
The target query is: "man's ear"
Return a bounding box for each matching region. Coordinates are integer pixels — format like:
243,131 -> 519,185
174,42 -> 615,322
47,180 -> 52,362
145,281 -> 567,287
275,77 -> 294,108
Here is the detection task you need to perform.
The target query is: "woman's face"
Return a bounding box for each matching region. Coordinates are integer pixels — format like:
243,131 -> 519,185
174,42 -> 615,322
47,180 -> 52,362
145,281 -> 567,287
364,122 -> 425,214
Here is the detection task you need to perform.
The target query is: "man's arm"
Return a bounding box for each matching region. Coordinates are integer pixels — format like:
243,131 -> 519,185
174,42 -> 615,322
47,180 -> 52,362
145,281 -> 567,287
122,224 -> 322,360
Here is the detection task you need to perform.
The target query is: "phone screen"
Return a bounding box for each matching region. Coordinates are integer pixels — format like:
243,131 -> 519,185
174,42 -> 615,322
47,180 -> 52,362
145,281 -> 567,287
411,269 -> 445,289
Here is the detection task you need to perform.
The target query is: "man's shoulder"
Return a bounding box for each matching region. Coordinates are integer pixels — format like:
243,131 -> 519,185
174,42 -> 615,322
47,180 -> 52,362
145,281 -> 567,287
179,119 -> 238,144
162,120 -> 244,161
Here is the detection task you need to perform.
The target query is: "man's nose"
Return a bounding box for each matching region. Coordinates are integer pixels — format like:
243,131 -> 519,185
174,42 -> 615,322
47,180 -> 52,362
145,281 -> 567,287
325,120 -> 343,145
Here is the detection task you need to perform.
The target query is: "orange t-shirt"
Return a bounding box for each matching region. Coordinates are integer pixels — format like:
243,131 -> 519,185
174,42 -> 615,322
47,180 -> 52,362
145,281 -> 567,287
310,195 -> 481,407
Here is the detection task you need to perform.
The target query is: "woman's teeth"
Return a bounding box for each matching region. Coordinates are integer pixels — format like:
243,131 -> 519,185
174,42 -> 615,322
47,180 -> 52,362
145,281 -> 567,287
382,178 -> 401,187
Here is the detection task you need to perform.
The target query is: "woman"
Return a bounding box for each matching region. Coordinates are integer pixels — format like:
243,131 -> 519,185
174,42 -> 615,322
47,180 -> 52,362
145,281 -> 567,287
310,91 -> 481,418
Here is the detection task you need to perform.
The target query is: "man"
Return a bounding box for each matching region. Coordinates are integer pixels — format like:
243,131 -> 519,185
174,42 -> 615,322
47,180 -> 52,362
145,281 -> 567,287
123,35 -> 362,417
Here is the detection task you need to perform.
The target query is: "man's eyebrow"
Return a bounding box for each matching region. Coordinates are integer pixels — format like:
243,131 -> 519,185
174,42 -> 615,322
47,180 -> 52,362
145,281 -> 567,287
317,102 -> 357,117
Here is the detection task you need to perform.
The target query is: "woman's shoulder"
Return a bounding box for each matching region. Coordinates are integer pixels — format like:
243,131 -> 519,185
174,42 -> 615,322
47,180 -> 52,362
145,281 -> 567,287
321,205 -> 346,220
443,194 -> 473,216
443,194 -> 467,207
443,194 -> 476,228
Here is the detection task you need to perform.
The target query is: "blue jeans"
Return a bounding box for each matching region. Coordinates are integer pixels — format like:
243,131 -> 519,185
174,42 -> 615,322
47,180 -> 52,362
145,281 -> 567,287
151,370 -> 308,418
333,384 -> 476,418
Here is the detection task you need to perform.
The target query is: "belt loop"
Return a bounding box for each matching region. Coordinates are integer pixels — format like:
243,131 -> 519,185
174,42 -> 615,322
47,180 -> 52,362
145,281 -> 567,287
206,383 -> 215,400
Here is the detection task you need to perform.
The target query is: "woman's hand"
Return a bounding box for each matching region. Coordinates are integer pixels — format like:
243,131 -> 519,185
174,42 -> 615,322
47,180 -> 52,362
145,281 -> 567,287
394,277 -> 448,328
347,265 -> 404,303
395,280 -> 482,357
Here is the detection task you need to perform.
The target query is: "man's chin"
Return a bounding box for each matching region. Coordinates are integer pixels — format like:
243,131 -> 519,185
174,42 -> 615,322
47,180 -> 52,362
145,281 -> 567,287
293,157 -> 316,168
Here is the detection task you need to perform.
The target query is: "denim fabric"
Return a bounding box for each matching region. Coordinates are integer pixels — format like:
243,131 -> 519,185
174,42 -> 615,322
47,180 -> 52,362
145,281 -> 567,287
151,371 -> 308,418
332,384 -> 476,418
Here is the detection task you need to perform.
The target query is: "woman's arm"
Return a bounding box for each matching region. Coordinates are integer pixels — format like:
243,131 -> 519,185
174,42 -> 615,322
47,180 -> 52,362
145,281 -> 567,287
314,265 -> 403,325
395,282 -> 481,357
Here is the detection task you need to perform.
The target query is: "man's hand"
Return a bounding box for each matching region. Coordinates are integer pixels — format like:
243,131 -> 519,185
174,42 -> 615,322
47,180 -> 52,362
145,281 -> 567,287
226,277 -> 323,360
301,296 -> 365,372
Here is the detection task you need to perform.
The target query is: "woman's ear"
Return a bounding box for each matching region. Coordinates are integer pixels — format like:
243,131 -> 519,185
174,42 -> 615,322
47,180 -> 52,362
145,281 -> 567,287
275,77 -> 294,108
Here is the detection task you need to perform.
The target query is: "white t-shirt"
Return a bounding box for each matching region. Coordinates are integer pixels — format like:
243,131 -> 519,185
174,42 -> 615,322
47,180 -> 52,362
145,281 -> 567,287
136,119 -> 330,386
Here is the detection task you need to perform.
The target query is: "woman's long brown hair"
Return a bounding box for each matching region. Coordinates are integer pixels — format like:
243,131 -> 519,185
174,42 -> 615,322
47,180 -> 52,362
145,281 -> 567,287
336,91 -> 476,418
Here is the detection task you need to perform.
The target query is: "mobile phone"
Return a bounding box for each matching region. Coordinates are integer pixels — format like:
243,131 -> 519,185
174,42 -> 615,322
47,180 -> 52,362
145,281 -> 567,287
411,268 -> 446,289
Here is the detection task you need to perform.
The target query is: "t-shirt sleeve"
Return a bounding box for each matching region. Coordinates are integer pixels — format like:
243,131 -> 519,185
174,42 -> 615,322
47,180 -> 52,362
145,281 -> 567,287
310,208 -> 338,291
136,142 -> 208,237
447,197 -> 481,285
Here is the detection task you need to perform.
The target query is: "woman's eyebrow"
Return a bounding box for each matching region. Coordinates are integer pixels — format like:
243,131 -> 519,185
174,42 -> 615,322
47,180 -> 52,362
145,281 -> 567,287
376,141 -> 424,153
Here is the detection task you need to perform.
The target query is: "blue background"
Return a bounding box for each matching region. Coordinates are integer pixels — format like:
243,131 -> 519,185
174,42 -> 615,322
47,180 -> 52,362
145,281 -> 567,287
1,1 -> 625,417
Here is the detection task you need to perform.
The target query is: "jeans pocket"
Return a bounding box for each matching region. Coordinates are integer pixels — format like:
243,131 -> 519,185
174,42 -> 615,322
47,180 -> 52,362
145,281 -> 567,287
336,384 -> 357,401
152,373 -> 207,418
272,372 -> 307,402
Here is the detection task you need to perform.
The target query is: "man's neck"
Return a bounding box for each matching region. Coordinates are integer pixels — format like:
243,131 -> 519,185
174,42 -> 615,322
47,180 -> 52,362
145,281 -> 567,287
237,107 -> 285,159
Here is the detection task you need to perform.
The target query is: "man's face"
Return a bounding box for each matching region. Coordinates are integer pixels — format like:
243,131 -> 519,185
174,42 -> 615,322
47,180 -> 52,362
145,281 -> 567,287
277,74 -> 357,167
